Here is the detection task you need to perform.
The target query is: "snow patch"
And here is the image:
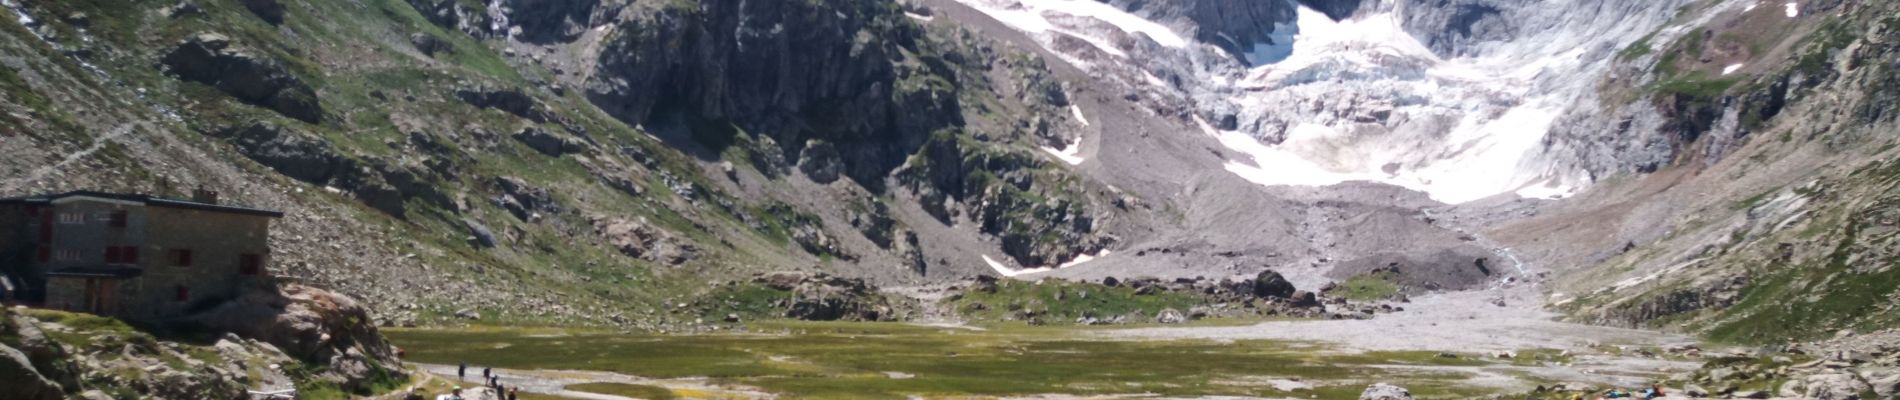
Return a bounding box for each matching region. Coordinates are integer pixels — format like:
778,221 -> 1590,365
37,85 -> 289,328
1058,250 -> 1110,269
1040,137 -> 1086,165
1513,179 -> 1576,200
983,254 -> 1049,277
1070,105 -> 1090,126
1743,2 -> 1759,12
1785,2 -> 1799,17
906,12 -> 935,22
983,250 -> 1110,277
955,0 -> 1188,62
1722,63 -> 1745,75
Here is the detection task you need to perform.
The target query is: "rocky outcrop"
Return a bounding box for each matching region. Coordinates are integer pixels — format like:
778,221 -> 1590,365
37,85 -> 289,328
404,0 -> 495,38
162,33 -> 320,123
584,0 -> 962,186
213,122 -> 349,184
901,134 -> 1104,266
240,0 -> 285,25
410,33 -> 452,56
1787,373 -> 1874,400
0,343 -> 63,400
458,86 -> 556,123
593,217 -> 695,265
210,122 -> 454,217
493,176 -> 561,221
184,285 -> 403,393
512,126 -> 585,157
493,0 -> 599,43
735,271 -> 898,322
798,140 -> 844,184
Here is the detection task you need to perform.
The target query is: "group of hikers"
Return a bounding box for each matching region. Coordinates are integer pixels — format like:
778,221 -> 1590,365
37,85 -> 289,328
1575,384 -> 1668,399
409,362 -> 520,400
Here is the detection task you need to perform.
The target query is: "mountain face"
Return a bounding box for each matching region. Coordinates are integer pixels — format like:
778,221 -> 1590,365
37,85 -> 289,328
1,0 -> 1897,347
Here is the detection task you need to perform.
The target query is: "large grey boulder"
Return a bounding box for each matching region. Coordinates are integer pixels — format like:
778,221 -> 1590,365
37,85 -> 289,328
1869,373 -> 1900,399
1359,383 -> 1414,400
799,140 -> 844,184
185,285 -> 402,392
0,343 -> 63,400
162,33 -> 321,123
241,0 -> 284,24
512,126 -> 585,157
1253,270 -> 1296,299
213,122 -> 348,184
1799,373 -> 1873,400
1154,308 -> 1187,324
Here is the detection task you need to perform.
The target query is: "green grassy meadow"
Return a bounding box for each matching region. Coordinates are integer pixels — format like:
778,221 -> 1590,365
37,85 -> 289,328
388,321 -> 1513,399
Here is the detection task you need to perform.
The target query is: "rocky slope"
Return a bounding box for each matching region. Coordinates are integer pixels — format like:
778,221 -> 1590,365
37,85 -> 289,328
0,285 -> 403,399
0,0 -> 1124,329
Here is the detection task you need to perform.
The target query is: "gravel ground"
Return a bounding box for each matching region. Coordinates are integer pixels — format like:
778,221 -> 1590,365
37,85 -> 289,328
1105,283 -> 1703,388
417,363 -> 776,400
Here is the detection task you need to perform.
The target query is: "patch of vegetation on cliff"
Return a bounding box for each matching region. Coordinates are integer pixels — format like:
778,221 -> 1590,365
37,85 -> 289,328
1703,222 -> 1900,343
902,132 -> 1101,266
949,279 -> 1203,324
1333,272 -> 1404,302
1653,74 -> 1741,99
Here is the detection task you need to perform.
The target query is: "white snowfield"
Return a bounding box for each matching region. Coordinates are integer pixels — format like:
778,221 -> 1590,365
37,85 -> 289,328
983,251 -> 1109,277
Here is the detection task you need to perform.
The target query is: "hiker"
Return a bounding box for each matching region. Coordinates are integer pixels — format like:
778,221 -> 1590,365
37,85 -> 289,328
1643,384 -> 1665,399
482,367 -> 491,379
508,387 -> 519,400
457,363 -> 466,379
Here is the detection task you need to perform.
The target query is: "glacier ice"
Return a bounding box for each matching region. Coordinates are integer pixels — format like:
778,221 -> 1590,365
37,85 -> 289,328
956,0 -> 1683,204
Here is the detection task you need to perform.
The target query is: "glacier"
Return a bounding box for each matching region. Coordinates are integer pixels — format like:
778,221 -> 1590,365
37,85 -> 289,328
947,0 -> 1697,204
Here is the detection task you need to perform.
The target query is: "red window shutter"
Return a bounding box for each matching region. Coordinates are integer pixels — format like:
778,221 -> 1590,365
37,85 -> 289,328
124,247 -> 138,264
175,285 -> 189,302
38,212 -> 51,241
35,246 -> 49,262
104,247 -> 122,264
